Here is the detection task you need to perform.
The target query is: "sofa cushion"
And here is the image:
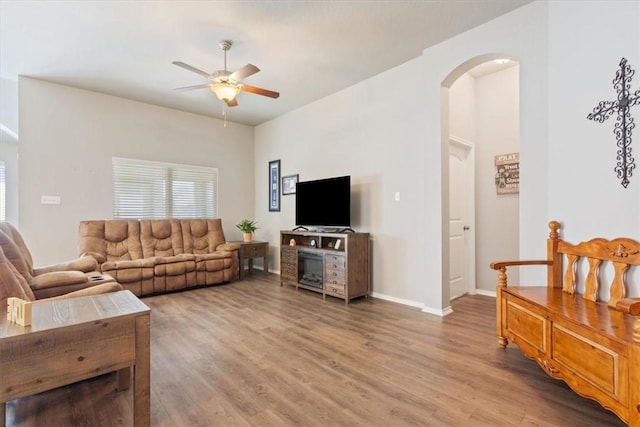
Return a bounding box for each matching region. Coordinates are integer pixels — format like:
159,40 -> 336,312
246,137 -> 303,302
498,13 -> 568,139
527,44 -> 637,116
140,220 -> 184,258
181,219 -> 226,254
195,254 -> 233,272
101,259 -> 154,293
151,254 -> 196,277
193,251 -> 234,262
102,258 -> 154,271
79,220 -> 144,261
153,253 -> 196,263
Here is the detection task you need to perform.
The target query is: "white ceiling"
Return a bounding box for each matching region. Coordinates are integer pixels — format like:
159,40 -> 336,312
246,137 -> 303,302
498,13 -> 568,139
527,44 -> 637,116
0,0 -> 532,126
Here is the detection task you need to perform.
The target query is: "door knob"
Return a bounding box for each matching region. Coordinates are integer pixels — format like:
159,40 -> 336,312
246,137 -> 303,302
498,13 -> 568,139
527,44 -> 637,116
463,226 -> 470,231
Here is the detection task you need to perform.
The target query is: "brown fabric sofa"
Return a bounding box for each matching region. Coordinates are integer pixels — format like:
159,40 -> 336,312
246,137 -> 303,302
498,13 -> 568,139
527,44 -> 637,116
78,218 -> 240,296
0,222 -> 122,307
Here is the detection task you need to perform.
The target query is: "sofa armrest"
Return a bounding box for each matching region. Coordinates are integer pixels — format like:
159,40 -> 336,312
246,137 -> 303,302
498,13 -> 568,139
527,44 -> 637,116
80,251 -> 106,264
217,242 -> 241,251
45,282 -> 124,301
30,271 -> 88,290
33,257 -> 99,275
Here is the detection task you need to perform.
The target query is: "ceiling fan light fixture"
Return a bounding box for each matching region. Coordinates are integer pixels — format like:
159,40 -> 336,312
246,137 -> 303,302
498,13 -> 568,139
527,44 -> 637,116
211,82 -> 239,102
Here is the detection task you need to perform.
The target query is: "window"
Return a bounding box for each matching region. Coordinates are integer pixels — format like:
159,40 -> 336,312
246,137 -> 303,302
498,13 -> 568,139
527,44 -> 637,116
112,158 -> 217,219
0,161 -> 5,221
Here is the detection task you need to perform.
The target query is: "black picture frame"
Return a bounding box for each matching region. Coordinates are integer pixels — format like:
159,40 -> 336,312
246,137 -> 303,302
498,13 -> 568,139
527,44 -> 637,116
282,174 -> 299,195
269,160 -> 281,212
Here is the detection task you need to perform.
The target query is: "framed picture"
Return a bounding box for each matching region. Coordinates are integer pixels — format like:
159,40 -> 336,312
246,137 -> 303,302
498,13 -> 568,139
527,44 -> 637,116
269,160 -> 281,212
282,174 -> 299,195
495,152 -> 519,194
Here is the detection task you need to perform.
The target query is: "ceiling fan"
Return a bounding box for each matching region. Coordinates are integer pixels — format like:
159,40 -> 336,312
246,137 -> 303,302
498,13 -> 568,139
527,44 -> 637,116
172,40 -> 279,108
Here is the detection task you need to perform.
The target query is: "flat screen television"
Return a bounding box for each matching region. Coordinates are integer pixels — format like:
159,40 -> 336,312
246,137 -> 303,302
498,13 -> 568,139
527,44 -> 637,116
295,175 -> 351,229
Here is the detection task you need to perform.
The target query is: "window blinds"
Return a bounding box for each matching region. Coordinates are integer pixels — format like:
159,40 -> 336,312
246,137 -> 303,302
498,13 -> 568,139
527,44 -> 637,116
112,158 -> 217,219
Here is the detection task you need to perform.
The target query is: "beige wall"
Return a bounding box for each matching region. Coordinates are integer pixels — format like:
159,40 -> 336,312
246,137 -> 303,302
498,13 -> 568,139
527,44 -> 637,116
255,57 -> 427,308
449,73 -> 476,143
19,77 -> 255,265
475,66 -> 520,292
256,2 -> 548,313
448,66 -> 520,296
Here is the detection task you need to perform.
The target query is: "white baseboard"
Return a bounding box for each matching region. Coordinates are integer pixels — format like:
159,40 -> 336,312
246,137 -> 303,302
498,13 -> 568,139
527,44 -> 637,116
370,292 -> 424,309
475,289 -> 496,298
370,292 -> 454,317
422,305 -> 454,317
277,276 -> 490,316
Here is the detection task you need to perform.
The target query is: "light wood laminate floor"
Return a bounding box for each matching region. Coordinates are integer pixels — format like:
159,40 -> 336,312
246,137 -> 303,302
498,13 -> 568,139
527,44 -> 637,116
5,274 -> 624,426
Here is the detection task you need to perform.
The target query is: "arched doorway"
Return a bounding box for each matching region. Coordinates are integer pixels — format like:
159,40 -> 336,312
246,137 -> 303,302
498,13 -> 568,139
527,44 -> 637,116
440,54 -> 521,310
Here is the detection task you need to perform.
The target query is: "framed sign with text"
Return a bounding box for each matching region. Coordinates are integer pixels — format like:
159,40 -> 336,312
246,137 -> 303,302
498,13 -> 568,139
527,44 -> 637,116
495,152 -> 519,194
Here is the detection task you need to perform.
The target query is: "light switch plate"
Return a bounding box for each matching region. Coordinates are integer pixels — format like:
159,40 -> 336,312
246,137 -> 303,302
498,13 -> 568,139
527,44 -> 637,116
41,195 -> 61,205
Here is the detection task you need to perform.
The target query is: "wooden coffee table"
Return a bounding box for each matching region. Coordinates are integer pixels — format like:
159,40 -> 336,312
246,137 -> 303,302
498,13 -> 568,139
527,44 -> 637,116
1,290 -> 151,426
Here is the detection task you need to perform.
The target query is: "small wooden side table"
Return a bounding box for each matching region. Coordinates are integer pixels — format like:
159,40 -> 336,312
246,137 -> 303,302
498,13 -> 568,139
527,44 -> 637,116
233,241 -> 269,279
1,290 -> 151,426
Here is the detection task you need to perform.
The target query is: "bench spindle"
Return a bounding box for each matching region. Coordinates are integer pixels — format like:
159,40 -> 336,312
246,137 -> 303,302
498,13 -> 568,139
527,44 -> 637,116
563,254 -> 578,294
584,257 -> 602,302
610,261 -> 629,308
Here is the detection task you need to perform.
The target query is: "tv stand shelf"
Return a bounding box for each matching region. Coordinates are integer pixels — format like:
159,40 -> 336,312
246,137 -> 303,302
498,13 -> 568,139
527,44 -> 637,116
280,230 -> 370,304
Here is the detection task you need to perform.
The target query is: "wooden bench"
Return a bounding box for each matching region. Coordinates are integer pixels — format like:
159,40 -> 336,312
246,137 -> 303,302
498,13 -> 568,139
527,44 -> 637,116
491,221 -> 640,426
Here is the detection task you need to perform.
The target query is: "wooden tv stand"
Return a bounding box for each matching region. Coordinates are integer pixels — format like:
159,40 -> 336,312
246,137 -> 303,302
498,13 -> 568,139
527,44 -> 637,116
280,230 -> 370,304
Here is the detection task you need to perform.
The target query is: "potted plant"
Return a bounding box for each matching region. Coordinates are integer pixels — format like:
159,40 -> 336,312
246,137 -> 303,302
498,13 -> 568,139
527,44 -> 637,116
236,219 -> 259,242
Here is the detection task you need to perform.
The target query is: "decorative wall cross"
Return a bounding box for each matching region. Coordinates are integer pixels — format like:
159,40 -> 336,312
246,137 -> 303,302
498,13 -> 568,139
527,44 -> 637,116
587,58 -> 640,188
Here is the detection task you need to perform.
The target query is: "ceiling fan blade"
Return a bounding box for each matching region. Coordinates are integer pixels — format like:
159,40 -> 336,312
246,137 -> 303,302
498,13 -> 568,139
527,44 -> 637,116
226,98 -> 238,107
229,64 -> 260,82
242,85 -> 280,99
172,61 -> 212,79
174,83 -> 213,91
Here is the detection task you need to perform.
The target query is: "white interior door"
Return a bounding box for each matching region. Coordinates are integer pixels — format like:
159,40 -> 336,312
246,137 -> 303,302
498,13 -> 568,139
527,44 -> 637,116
449,141 -> 473,300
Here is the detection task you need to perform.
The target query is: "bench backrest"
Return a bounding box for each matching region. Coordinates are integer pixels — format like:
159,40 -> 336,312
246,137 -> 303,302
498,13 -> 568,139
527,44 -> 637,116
547,220 -> 640,309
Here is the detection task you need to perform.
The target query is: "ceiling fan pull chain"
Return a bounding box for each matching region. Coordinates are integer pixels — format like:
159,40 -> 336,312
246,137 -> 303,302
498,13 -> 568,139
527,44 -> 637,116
222,103 -> 227,128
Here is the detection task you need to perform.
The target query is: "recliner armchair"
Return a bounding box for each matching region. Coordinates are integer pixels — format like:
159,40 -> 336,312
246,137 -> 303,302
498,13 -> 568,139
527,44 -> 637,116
0,222 -> 122,302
